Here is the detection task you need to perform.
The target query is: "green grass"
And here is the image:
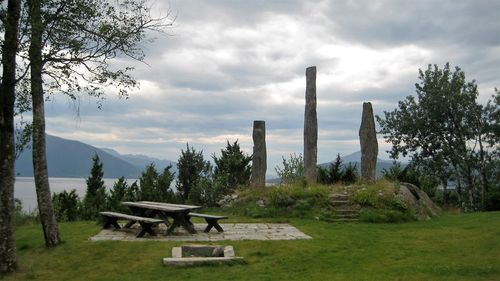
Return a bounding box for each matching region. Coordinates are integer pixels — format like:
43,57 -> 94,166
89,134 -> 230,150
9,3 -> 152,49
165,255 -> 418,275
5,212 -> 500,281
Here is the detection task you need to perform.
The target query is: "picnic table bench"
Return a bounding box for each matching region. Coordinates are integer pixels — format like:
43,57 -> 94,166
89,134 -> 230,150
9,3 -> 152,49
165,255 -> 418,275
99,211 -> 163,238
187,213 -> 228,233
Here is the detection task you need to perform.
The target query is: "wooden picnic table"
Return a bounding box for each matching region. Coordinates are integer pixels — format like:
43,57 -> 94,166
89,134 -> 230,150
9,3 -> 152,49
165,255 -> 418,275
121,201 -> 202,234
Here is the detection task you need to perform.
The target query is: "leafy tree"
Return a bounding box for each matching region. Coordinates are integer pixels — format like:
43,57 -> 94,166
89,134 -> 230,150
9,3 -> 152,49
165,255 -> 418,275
28,0 -> 61,248
52,189 -> 80,222
213,140 -> 252,194
137,163 -> 158,201
188,162 -> 222,206
317,154 -> 344,184
341,163 -> 358,184
107,177 -> 129,212
157,165 -> 175,202
82,154 -> 107,220
377,63 -> 499,210
136,163 -> 175,202
382,162 -> 439,198
0,0 -> 22,273
176,144 -> 210,200
275,153 -> 305,185
17,0 -> 172,249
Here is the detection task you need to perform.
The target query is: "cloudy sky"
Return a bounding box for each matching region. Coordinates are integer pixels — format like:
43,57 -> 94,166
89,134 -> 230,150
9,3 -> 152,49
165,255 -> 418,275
43,0 -> 500,174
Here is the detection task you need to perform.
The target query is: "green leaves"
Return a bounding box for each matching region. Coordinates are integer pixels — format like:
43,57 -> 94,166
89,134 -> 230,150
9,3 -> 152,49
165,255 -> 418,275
377,63 -> 499,210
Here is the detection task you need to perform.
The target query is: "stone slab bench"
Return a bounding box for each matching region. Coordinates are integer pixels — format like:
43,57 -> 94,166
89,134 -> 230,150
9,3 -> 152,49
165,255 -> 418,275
187,213 -> 228,233
99,211 -> 163,238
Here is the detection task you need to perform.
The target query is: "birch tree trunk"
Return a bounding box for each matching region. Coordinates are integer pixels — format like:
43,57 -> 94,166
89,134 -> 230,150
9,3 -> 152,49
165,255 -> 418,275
0,0 -> 21,274
28,0 -> 61,247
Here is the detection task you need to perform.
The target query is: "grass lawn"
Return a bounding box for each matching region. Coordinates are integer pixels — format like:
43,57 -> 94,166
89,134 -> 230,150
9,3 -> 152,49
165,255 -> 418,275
5,211 -> 500,281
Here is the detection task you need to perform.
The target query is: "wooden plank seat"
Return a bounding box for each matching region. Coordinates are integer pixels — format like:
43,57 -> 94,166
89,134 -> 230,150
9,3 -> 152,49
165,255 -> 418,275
99,211 -> 163,238
187,213 -> 228,233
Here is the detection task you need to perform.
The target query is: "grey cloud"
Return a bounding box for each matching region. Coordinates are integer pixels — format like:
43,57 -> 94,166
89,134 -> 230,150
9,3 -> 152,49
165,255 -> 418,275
325,0 -> 500,47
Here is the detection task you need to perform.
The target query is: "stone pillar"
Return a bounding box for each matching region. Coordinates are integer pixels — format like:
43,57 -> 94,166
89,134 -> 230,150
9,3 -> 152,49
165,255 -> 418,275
359,102 -> 378,181
304,66 -> 318,184
250,120 -> 266,187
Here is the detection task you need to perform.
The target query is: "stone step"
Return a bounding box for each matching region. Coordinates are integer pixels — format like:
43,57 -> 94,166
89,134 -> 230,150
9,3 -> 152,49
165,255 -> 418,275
332,218 -> 359,223
334,213 -> 359,219
331,202 -> 350,207
330,200 -> 350,204
330,196 -> 351,201
334,209 -> 360,214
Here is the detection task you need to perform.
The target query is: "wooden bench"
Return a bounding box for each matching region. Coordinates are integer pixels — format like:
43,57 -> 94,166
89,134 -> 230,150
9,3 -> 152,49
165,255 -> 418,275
99,211 -> 164,238
187,213 -> 228,233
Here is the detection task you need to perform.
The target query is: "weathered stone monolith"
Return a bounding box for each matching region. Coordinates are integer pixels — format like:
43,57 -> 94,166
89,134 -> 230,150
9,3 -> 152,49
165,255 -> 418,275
359,102 -> 378,181
250,120 -> 266,187
304,66 -> 317,184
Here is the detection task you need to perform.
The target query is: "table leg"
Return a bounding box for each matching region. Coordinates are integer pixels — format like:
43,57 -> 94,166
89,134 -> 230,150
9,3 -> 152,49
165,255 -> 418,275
136,222 -> 157,238
103,217 -> 121,230
124,220 -> 136,228
156,212 -> 171,227
203,219 -> 224,233
167,213 -> 197,234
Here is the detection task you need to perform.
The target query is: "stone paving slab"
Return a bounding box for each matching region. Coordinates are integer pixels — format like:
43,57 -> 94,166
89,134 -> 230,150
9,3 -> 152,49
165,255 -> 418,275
90,223 -> 312,242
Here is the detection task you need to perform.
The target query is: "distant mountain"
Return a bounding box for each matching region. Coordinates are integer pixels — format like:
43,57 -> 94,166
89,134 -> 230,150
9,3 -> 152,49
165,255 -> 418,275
319,151 -> 403,177
100,148 -> 177,173
15,134 -> 175,178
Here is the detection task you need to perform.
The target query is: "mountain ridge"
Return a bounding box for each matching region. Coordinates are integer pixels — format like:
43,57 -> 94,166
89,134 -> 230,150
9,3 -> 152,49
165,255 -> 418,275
15,134 -> 176,178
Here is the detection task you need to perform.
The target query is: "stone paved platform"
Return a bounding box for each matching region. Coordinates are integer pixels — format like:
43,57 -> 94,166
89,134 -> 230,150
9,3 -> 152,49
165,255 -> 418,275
90,223 -> 312,242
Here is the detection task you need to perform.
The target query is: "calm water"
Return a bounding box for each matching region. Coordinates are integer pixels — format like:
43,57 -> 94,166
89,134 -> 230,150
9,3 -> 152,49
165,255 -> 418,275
14,177 -> 137,212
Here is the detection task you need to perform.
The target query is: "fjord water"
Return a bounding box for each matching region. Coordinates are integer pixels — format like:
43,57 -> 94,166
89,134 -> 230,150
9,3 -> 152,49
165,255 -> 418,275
14,177 -> 136,212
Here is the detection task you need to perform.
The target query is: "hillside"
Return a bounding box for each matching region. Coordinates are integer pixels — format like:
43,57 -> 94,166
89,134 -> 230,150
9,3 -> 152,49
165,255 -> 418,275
15,134 -> 175,178
319,151 -> 401,177
100,148 -> 176,173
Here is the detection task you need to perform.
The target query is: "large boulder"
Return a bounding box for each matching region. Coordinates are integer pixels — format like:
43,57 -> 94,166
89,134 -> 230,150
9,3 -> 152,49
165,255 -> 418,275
397,183 -> 441,220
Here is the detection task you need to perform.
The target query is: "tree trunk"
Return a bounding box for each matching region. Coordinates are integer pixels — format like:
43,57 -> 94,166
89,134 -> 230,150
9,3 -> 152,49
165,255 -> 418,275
28,0 -> 61,247
250,120 -> 266,187
0,0 -> 21,274
359,102 -> 378,181
303,66 -> 317,184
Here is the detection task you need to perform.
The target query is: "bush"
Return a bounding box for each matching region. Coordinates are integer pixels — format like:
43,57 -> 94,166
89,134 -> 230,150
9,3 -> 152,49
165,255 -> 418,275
82,154 -> 107,220
351,180 -> 416,222
484,188 -> 500,211
382,162 -> 439,198
176,144 -> 209,200
137,164 -> 175,202
341,163 -> 358,184
317,154 -> 343,185
213,140 -> 252,194
275,153 -> 305,184
52,189 -> 81,222
107,177 -> 140,213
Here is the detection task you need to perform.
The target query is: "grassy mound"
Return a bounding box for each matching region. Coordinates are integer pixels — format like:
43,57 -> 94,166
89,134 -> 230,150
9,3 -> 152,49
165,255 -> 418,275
224,180 -> 438,223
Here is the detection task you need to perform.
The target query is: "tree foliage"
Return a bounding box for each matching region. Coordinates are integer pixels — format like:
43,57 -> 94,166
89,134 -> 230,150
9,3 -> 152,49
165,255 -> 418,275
52,189 -> 80,222
275,153 -> 305,185
138,163 -> 175,202
82,154 -> 107,219
377,63 -> 499,210
317,154 -> 344,184
213,140 -> 252,194
176,144 -> 210,200
382,162 -> 439,198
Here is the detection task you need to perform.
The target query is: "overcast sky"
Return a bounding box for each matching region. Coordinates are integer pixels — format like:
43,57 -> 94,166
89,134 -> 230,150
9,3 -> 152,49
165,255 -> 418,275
43,0 -> 500,174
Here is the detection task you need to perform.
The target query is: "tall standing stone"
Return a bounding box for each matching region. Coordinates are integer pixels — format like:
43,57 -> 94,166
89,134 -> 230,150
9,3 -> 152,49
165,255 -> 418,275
304,66 -> 318,184
250,120 -> 266,187
359,102 -> 378,181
